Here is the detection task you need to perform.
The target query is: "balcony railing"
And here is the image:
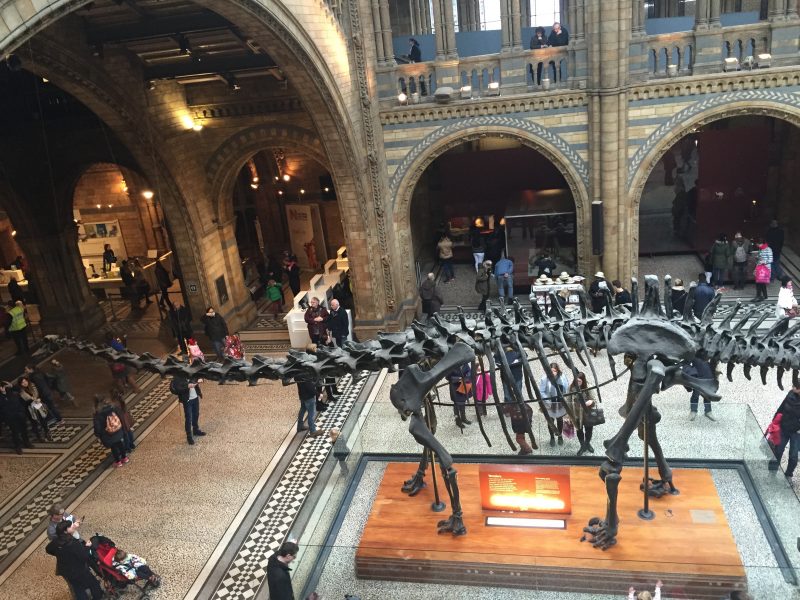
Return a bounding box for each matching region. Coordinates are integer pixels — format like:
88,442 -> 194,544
523,46 -> 570,89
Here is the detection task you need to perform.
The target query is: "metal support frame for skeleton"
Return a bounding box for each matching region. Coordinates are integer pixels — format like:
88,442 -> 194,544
39,275 -> 798,545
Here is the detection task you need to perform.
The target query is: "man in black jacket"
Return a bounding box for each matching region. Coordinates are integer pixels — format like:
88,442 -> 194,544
774,380 -> 800,478
171,375 -> 206,445
693,273 -> 716,319
0,382 -> 31,453
46,520 -> 104,599
326,299 -> 349,348
202,307 -> 228,360
548,22 -> 569,47
267,541 -> 299,600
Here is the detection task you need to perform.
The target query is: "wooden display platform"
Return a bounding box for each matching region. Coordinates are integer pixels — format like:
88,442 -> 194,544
356,463 -> 747,599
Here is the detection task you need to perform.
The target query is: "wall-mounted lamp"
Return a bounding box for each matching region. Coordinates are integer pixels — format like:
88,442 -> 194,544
723,57 -> 740,72
757,53 -> 772,68
486,81 -> 501,96
142,190 -> 154,200
96,204 -> 102,209
300,189 -> 305,194
11,230 -> 16,237
277,190 -> 284,196
192,120 -> 203,131
282,174 -> 291,182
398,92 -> 408,105
460,85 -> 472,99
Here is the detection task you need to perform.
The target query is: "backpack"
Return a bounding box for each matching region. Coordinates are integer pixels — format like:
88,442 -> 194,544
734,243 -> 747,263
169,379 -> 179,395
105,412 -> 122,434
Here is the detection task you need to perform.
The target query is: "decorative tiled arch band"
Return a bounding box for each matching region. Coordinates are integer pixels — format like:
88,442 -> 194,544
387,115 -> 590,198
627,89 -> 800,189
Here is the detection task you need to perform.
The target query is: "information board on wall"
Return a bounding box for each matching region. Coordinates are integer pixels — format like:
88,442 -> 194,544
479,464 -> 571,514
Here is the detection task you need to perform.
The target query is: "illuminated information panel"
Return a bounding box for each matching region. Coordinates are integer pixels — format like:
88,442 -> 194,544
479,464 -> 572,514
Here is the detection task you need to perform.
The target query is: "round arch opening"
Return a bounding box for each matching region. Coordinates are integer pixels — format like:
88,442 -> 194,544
230,149 -> 345,302
637,115 -> 800,285
409,137 -> 578,299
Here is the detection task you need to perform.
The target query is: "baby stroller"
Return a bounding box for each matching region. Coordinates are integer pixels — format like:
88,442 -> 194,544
89,534 -> 161,599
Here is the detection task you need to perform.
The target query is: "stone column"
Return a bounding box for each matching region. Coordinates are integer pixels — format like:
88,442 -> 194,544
17,227 -> 105,336
432,0 -> 447,59
520,0 -> 531,29
709,0 -> 721,26
695,0 -> 709,28
500,0 -> 512,51
574,0 -> 586,40
510,0 -> 522,49
586,0 -> 633,281
379,0 -> 396,64
442,0 -> 458,58
769,0 -> 787,20
632,0 -> 646,35
372,1 -> 388,63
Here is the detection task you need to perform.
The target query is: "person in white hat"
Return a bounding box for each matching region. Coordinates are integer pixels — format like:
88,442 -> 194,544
589,271 -> 607,313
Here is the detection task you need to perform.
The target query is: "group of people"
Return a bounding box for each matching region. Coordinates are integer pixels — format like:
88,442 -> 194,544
529,22 -> 569,84
703,221 -> 784,297
445,356 -> 600,457
0,361 -> 74,453
45,504 -> 160,600
475,257 -> 515,310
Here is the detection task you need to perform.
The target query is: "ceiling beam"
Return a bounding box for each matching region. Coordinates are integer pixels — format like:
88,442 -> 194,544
86,12 -> 233,44
143,54 -> 278,81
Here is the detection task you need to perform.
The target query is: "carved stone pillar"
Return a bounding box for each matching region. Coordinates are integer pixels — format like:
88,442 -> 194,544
709,0 -> 721,26
520,0 -> 531,28
510,0 -> 522,49
500,0 -> 511,51
574,0 -> 586,40
442,0 -> 458,58
769,0 -> 788,20
695,0 -> 709,28
632,0 -> 646,36
17,227 -> 105,336
379,0 -> 396,64
372,1 -> 389,63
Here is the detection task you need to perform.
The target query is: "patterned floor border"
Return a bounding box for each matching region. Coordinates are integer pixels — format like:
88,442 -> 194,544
201,371 -> 371,600
0,373 -> 174,575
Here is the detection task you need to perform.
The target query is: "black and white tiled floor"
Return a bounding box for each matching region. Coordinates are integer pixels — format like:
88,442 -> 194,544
0,375 -> 173,572
208,372 -> 368,600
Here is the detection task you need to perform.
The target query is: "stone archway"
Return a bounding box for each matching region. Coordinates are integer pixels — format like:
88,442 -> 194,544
206,124 -> 331,224
627,92 -> 800,260
390,117 -> 592,304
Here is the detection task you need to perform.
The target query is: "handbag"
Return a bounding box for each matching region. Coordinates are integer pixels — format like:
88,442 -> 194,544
562,417 -> 576,439
456,380 -> 473,396
754,264 -> 771,284
584,405 -> 606,427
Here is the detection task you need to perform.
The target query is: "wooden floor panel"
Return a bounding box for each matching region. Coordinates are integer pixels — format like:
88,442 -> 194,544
356,463 -> 747,598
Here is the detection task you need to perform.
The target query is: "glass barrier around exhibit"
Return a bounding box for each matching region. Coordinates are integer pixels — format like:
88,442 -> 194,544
285,366 -> 800,600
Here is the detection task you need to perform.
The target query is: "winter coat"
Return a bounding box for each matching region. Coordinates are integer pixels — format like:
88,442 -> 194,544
304,306 -> 329,339
506,402 -> 533,434
671,288 -> 688,315
539,374 -> 568,418
475,267 -> 491,296
566,385 -> 596,430
326,308 -> 350,339
45,535 -> 94,580
171,377 -> 203,404
777,390 -> 800,434
202,314 -> 228,342
730,239 -> 751,264
93,404 -> 125,447
266,554 -> 295,600
419,279 -> 436,301
710,240 -> 731,270
693,282 -> 715,319
437,237 -> 454,260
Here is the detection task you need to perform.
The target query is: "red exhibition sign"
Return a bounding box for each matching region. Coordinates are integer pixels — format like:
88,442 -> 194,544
479,464 -> 572,514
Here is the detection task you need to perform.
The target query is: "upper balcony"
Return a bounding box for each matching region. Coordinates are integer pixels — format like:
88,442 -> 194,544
374,1 -> 799,111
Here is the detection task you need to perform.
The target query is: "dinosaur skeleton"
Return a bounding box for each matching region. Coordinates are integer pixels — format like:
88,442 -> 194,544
38,276 -> 798,548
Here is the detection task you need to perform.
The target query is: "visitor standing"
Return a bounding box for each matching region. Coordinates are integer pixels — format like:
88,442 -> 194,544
547,21 -> 569,46
48,359 -> 77,407
326,299 -> 349,347
25,363 -> 62,422
754,241 -> 772,302
296,379 -> 324,437
709,233 -> 731,288
170,375 -> 206,445
418,272 -> 442,319
437,233 -> 455,283
730,232 -> 751,290
46,504 -> 80,541
46,520 -> 104,600
765,220 -> 784,281
568,372 -> 598,456
153,261 -> 174,309
693,272 -> 715,318
494,255 -> 514,305
284,254 -> 301,297
505,402 -> 533,455
771,379 -> 800,479
0,382 -> 31,453
475,261 -> 492,311
539,362 -> 568,446
8,277 -> 24,303
265,279 -> 283,318
92,395 -> 128,467
304,297 -> 329,344
267,541 -> 300,600
470,226 -> 486,272
447,364 -> 473,428
684,354 -> 716,421
775,276 -> 798,319
102,243 -> 116,274
589,272 -> 607,314
202,307 -> 228,360
169,302 -> 193,355
612,280 -> 632,306
671,279 -> 688,316
8,300 -> 29,355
